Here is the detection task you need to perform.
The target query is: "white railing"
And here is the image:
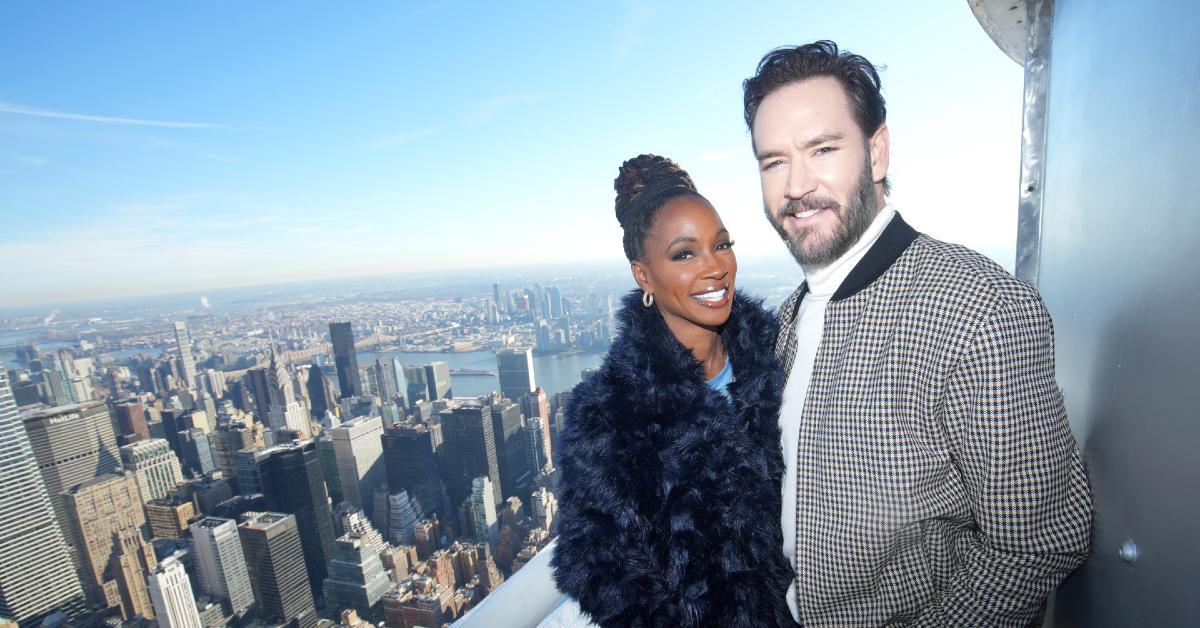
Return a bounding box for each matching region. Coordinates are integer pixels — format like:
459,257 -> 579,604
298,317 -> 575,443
453,539 -> 565,627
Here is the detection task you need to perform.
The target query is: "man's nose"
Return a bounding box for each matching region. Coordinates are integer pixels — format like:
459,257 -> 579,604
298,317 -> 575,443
786,164 -> 815,199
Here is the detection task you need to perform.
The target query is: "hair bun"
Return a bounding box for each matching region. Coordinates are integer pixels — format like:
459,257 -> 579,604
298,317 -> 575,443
615,154 -> 696,229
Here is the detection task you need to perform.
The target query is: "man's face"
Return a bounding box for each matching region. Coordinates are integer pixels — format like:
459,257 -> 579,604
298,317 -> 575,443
751,77 -> 889,267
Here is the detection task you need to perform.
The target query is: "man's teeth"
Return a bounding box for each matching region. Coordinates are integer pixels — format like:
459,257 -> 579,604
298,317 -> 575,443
793,208 -> 821,219
693,289 -> 726,301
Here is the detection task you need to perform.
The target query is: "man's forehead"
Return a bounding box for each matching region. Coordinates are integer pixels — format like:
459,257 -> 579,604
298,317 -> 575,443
752,77 -> 858,139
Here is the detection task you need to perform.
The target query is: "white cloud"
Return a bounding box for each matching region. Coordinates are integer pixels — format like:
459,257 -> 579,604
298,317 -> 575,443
0,101 -> 227,129
371,126 -> 442,149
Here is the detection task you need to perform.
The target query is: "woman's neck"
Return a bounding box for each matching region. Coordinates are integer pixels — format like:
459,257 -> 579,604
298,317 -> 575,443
665,318 -> 726,379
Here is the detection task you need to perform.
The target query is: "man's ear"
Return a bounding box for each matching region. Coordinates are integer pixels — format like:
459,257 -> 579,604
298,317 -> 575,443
870,123 -> 890,184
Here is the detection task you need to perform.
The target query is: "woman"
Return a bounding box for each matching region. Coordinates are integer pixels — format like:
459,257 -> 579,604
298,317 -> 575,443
549,155 -> 798,627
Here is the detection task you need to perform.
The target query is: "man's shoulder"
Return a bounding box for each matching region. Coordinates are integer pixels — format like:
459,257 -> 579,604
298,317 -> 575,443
903,233 -> 1043,310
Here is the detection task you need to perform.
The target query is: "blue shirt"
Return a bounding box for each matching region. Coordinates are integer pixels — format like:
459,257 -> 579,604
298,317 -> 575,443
706,356 -> 734,399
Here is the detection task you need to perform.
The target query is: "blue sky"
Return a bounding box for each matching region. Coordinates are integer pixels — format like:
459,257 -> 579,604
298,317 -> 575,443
0,1 -> 1023,308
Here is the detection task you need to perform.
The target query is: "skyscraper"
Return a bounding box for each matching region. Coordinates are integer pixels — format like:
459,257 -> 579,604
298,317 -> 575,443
469,477 -> 499,551
63,472 -> 157,620
265,352 -> 309,438
172,322 -> 197,390
120,438 -> 184,504
329,322 -> 361,399
178,427 -> 216,478
0,364 -> 85,625
244,367 -> 272,425
495,347 -> 536,403
190,517 -> 255,620
255,440 -> 335,600
113,400 -> 150,442
490,397 -> 525,501
147,553 -> 202,628
440,402 -> 502,508
306,364 -> 336,421
403,365 -> 428,404
521,386 -> 553,463
19,400 -> 121,538
492,282 -> 506,313
322,534 -> 392,621
382,422 -> 449,522
424,362 -> 451,401
330,416 -> 385,516
237,512 -> 317,628
208,421 -> 258,492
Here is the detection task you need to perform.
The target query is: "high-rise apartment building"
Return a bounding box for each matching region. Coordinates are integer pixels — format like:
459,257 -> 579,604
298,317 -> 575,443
254,440 -> 335,599
147,553 -> 202,628
382,422 -> 448,522
322,534 -> 392,621
329,322 -> 361,399
120,438 -> 184,504
63,472 -> 157,620
424,361 -> 451,401
237,512 -> 317,628
189,517 -> 255,620
496,347 -> 536,403
172,322 -> 197,390
440,402 -> 502,508
20,400 -> 121,537
0,364 -> 86,625
329,416 -> 384,516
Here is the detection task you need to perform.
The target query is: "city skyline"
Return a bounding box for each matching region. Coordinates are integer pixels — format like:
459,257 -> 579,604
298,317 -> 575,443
1,2 -> 1023,308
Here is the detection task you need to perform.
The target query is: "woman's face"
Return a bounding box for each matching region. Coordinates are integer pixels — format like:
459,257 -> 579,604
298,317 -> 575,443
633,195 -> 737,337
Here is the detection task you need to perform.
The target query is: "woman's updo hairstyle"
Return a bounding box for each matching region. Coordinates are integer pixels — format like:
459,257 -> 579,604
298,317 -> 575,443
615,154 -> 700,261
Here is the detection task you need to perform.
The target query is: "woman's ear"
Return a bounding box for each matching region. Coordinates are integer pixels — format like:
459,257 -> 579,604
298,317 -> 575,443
631,261 -> 653,295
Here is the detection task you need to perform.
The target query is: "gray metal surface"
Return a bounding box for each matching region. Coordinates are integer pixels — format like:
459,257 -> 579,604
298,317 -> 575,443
968,0 -> 1029,64
1015,0 -> 1052,285
1031,0 -> 1200,624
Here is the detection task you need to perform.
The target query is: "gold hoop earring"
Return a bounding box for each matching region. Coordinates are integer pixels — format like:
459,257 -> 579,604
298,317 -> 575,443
642,291 -> 654,308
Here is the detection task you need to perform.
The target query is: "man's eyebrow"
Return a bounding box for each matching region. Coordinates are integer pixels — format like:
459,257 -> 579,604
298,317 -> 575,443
755,133 -> 845,160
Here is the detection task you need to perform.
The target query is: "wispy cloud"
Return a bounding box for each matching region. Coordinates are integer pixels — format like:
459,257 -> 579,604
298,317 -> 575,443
612,0 -> 655,65
371,126 -> 441,149
0,101 -> 227,129
6,153 -> 49,166
461,94 -> 543,127
696,149 -> 745,162
146,137 -> 244,163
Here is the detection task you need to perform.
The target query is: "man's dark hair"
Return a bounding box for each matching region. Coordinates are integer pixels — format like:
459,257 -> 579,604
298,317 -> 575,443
743,40 -> 890,193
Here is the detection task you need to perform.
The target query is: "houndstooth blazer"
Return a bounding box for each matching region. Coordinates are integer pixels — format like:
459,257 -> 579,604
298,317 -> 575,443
775,214 -> 1092,627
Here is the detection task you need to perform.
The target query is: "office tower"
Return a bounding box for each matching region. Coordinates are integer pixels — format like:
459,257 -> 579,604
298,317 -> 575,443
329,416 -> 384,516
329,322 -> 361,399
390,358 -> 408,405
322,534 -> 392,621
386,490 -> 424,546
178,428 -> 215,478
208,421 -> 257,492
185,407 -> 215,434
306,365 -> 336,421
496,347 -> 536,402
114,400 -> 150,442
189,517 -> 255,619
424,361 -> 451,401
0,364 -> 86,625
10,378 -> 41,407
244,368 -> 271,424
403,365 -> 428,404
469,477 -> 499,550
201,369 -> 226,400
20,400 -> 121,537
530,486 -> 557,533
120,438 -> 184,504
521,386 -> 553,462
545,286 -> 563,319
148,553 -> 202,628
255,441 -> 335,599
317,437 -> 343,504
184,475 -> 233,517
489,396 -> 525,501
492,282 -> 506,313
63,472 -> 157,620
522,417 -> 551,489
172,322 -> 197,390
264,352 -> 309,438
335,506 -> 387,555
339,395 -> 376,421
237,513 -> 317,628
144,494 -> 196,540
440,402 -> 502,508
380,402 -> 404,428
382,422 -> 449,522
159,409 -> 186,459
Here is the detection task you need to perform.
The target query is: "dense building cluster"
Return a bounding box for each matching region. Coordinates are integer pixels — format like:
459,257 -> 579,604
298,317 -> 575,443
0,280 -> 607,627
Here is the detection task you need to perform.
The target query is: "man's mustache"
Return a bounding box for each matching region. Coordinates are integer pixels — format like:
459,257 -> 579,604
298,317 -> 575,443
780,196 -> 841,219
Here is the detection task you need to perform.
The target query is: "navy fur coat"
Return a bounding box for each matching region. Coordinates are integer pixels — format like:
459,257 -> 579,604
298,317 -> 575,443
551,289 -> 799,627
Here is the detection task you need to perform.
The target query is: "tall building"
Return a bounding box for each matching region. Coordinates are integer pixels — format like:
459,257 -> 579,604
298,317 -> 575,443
208,421 -> 257,492
19,400 -> 121,538
423,361 -> 451,402
147,553 -> 202,628
530,486 -> 558,533
144,494 -> 196,541
403,365 -> 428,404
0,364 -> 86,625
522,417 -> 551,492
63,472 -> 157,620
178,428 -> 216,478
120,438 -> 184,504
329,416 -> 384,516
496,347 -> 536,403
265,352 -> 309,438
113,401 -> 150,442
521,386 -> 553,463
382,422 -> 448,522
469,477 -> 499,551
254,441 -> 335,600
189,517 -> 255,620
322,534 -> 392,621
305,365 -> 336,422
440,402 -> 502,508
244,368 -> 272,425
490,397 -> 525,501
385,490 -> 424,546
329,322 -> 361,399
172,322 -> 197,390
492,282 -> 506,313
237,512 -> 317,628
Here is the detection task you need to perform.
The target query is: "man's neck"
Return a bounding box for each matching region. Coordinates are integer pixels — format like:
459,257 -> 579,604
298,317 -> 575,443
801,203 -> 896,299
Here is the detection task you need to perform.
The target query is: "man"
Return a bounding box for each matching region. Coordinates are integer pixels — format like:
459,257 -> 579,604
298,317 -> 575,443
743,41 -> 1092,626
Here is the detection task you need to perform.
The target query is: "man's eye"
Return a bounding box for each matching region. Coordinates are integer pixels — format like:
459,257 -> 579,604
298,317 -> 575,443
671,249 -> 694,261
815,146 -> 836,156
761,160 -> 784,171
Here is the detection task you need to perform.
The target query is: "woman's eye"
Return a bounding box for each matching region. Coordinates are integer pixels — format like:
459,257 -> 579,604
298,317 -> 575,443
670,249 -> 694,261
717,240 -> 735,251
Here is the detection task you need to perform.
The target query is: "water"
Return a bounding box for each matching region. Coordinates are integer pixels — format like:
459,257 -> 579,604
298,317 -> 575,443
357,349 -> 605,398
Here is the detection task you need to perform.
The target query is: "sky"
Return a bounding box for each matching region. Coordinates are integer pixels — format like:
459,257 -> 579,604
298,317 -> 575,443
0,1 -> 1024,308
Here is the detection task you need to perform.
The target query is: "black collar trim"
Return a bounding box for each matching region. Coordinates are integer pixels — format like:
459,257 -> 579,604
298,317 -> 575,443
830,212 -> 920,302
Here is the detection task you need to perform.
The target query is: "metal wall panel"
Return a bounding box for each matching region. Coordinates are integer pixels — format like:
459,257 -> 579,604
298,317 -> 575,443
1036,0 -> 1200,624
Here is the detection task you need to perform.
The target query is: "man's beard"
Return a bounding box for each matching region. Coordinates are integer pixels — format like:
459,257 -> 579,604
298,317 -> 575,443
767,157 -> 879,267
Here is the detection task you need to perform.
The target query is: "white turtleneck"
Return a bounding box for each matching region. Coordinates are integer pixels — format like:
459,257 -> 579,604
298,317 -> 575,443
781,203 -> 896,621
